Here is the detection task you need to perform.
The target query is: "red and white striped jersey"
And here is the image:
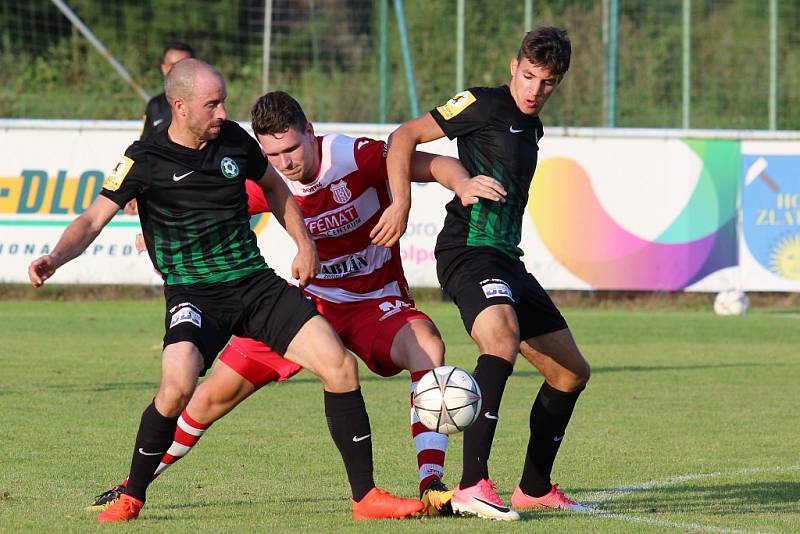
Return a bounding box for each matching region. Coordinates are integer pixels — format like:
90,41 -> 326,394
246,134 -> 410,304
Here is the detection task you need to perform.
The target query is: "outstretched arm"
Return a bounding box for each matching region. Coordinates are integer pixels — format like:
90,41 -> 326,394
28,195 -> 120,287
253,166 -> 318,287
409,151 -> 506,206
371,113 -> 447,248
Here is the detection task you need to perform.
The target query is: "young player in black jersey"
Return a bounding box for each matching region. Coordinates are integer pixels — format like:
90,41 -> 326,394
28,59 -> 424,523
386,27 -> 591,520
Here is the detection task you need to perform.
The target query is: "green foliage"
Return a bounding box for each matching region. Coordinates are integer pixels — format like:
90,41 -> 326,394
0,300 -> 799,531
1,0 -> 799,128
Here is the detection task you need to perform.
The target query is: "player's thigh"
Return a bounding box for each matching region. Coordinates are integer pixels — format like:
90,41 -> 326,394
239,270 -> 319,356
438,248 -> 521,360
187,359 -> 259,425
220,336 -> 303,388
389,318 -> 446,373
283,315 -> 358,392
520,329 -> 590,392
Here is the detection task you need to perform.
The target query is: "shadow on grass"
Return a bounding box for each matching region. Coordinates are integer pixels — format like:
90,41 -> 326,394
590,480 -> 800,515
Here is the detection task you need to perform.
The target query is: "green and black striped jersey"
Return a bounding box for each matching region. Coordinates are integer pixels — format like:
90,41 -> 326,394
430,85 -> 544,258
101,121 -> 269,286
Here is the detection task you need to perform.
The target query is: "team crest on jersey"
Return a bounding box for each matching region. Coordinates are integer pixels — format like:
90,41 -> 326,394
436,90 -> 476,120
220,157 -> 239,179
103,156 -> 134,191
331,180 -> 352,204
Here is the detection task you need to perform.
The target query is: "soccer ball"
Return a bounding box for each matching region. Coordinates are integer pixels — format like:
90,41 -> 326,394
713,290 -> 750,316
413,366 -> 482,435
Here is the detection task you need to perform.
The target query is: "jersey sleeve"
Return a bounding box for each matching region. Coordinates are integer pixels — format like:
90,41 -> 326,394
244,178 -> 270,215
244,132 -> 268,181
352,137 -> 388,186
429,88 -> 492,140
99,146 -> 148,207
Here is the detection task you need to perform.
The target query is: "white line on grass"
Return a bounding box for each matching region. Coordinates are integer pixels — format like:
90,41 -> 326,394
578,464 -> 800,534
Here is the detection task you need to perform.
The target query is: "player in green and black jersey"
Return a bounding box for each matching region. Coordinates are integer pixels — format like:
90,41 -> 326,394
387,27 -> 591,520
28,59 -> 424,523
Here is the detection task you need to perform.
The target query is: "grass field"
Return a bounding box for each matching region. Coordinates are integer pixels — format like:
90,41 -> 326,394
0,299 -> 798,533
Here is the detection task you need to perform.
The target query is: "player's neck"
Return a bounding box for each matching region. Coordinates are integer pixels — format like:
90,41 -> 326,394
167,124 -> 208,150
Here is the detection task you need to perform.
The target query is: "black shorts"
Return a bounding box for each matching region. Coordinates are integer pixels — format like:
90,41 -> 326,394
163,268 -> 318,373
436,246 -> 568,341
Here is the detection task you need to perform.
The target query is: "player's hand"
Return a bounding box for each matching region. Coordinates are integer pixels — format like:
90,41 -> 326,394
28,255 -> 57,288
292,242 -> 319,288
135,233 -> 147,253
454,175 -> 507,206
370,201 -> 410,247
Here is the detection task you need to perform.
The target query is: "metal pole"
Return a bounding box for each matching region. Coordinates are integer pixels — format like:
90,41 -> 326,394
769,0 -> 778,130
393,0 -> 419,117
602,0 -> 608,125
379,0 -> 388,123
261,0 -> 273,93
682,0 -> 691,129
50,0 -> 150,102
456,0 -> 464,93
524,0 -> 533,31
607,0 -> 618,127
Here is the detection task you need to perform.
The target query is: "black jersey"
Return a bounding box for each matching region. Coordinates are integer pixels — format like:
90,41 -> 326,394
430,85 -> 544,258
101,121 -> 269,286
141,93 -> 171,140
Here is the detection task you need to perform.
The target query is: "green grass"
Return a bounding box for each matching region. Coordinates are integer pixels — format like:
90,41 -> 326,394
0,300 -> 798,532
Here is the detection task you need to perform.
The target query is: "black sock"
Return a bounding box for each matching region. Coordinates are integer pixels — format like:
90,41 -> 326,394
324,388 -> 375,501
124,402 -> 179,502
519,381 -> 582,497
460,355 -> 513,488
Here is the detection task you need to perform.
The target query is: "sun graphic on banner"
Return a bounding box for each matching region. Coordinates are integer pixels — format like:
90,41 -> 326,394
770,233 -> 800,280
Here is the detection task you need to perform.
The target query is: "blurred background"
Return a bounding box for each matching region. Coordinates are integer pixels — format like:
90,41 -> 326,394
2,0 -> 799,130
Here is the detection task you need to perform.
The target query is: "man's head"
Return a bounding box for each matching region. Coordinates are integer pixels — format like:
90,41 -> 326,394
509,26 -> 571,116
160,41 -> 195,77
165,59 -> 227,145
251,91 -> 318,182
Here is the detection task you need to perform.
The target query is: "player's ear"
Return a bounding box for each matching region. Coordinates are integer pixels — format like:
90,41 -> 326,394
510,58 -> 519,77
304,122 -> 314,137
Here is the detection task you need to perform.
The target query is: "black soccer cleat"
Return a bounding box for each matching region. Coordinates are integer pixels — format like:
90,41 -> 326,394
84,484 -> 125,511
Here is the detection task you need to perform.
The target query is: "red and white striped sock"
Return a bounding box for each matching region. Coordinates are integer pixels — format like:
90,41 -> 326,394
153,409 -> 210,477
410,370 -> 449,495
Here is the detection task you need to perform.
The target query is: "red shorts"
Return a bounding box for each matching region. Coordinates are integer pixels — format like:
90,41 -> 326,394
218,295 -> 431,388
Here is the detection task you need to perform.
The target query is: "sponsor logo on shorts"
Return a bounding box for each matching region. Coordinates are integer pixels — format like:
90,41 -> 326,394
169,302 -> 202,328
480,278 -> 513,301
318,253 -> 369,279
378,299 -> 410,321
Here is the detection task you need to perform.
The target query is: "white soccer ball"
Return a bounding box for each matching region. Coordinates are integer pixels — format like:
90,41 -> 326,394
713,290 -> 750,316
413,366 -> 482,435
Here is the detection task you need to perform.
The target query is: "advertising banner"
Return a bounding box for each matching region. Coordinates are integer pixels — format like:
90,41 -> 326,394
2,120 -> 799,292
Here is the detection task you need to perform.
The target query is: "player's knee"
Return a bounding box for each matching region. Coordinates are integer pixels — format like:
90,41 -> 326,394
473,324 -> 519,358
155,385 -> 193,416
318,351 -> 359,390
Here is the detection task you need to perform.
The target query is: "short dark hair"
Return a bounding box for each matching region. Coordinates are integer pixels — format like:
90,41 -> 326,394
517,27 -> 571,81
251,91 -> 308,136
162,41 -> 195,61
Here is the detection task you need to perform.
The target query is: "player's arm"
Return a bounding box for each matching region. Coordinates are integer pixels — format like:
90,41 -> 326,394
28,195 -> 120,287
409,151 -> 506,206
370,113 -> 445,248
253,166 -> 318,287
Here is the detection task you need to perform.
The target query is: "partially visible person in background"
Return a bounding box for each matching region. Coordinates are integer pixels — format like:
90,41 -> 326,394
141,41 -> 195,140
125,41 -> 195,215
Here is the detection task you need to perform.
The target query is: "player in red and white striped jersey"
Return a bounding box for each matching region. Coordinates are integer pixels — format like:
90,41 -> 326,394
88,91 -> 506,518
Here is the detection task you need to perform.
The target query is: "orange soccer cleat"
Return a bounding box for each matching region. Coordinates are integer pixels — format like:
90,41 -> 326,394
350,487 -> 425,520
95,494 -> 144,523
